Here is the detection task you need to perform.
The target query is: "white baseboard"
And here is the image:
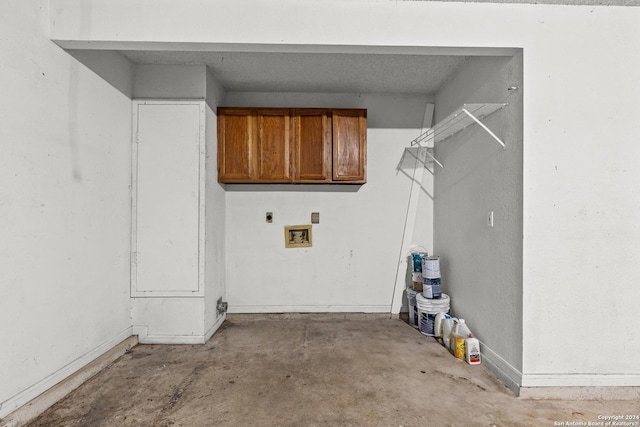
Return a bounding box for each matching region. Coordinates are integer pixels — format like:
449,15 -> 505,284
519,384 -> 640,400
132,314 -> 227,345
480,344 -> 640,399
520,367 -> 640,400
135,333 -> 206,345
131,324 -> 149,342
132,324 -> 201,344
0,328 -> 136,425
521,373 -> 640,388
479,342 -> 523,396
204,313 -> 226,342
228,305 -> 391,313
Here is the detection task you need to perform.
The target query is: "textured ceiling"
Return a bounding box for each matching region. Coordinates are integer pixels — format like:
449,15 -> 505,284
122,51 -> 470,95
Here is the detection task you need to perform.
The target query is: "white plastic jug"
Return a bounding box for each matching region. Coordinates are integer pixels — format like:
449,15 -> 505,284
433,312 -> 447,338
452,319 -> 473,360
445,317 -> 458,353
434,313 -> 454,340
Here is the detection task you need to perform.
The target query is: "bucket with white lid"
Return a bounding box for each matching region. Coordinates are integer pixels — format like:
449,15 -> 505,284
416,293 -> 450,336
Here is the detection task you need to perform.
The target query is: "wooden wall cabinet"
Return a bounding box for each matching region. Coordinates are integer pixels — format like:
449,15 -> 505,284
332,109 -> 367,182
217,108 -> 256,182
218,107 -> 366,184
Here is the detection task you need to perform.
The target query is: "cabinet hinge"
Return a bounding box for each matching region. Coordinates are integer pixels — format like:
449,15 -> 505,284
131,252 -> 138,264
135,133 -> 140,144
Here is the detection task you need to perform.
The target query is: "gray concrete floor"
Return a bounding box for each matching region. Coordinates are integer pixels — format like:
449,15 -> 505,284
25,315 -> 640,427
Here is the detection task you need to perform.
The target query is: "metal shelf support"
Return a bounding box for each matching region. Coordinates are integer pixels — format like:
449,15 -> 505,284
424,148 -> 444,169
461,107 -> 506,150
408,102 -> 508,169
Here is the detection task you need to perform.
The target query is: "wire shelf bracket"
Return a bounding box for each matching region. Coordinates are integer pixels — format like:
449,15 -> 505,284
409,102 -> 509,168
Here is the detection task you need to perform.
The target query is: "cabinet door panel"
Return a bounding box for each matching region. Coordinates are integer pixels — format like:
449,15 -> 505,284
218,109 -> 256,181
295,110 -> 331,182
135,102 -> 201,294
257,110 -> 291,182
333,110 -> 367,183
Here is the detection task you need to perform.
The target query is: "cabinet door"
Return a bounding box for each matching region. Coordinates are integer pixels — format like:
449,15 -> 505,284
217,108 -> 257,182
256,109 -> 292,182
332,109 -> 367,183
294,109 -> 332,182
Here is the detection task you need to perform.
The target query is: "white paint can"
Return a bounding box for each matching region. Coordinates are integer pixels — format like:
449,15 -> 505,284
411,252 -> 428,283
422,256 -> 441,279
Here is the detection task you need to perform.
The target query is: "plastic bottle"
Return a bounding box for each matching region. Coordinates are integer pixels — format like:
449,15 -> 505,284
434,313 -> 454,348
433,312 -> 447,338
446,318 -> 458,354
466,337 -> 481,365
452,319 -> 473,361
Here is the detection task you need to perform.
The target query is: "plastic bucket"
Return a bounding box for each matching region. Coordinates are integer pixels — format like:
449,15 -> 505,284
416,293 -> 450,336
406,289 -> 419,329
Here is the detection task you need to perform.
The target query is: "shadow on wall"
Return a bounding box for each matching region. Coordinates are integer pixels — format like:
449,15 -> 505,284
67,50 -> 135,98
395,147 -> 434,199
223,184 -> 362,193
223,91 -> 434,130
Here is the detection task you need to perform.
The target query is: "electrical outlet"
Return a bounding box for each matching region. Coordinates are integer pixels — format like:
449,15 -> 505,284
487,211 -> 494,227
266,212 -> 273,223
311,212 -> 320,224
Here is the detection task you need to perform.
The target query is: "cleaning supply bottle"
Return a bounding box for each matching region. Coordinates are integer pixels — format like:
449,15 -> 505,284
441,316 -> 454,350
465,336 -> 481,365
452,319 -> 473,361
433,312 -> 448,339
447,318 -> 458,354
434,313 -> 455,350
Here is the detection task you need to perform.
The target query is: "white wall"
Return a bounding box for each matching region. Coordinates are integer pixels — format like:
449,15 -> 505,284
518,11 -> 640,387
129,67 -> 229,343
133,64 -> 206,99
204,70 -> 228,333
0,1 -> 133,417
223,92 -> 431,312
434,54 -> 524,390
42,0 -> 640,389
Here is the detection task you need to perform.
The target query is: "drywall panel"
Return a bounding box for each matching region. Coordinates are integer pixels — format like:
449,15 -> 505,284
38,0 -> 640,388
224,92 -> 432,130
517,14 -> 640,386
67,49 -> 134,97
131,298 -> 206,344
0,1 -> 132,417
204,71 -> 228,335
133,64 -> 206,99
47,0 -> 520,51
223,92 -> 430,312
433,55 -> 524,388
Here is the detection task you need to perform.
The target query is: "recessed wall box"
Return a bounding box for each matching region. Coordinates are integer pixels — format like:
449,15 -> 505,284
285,225 -> 312,248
